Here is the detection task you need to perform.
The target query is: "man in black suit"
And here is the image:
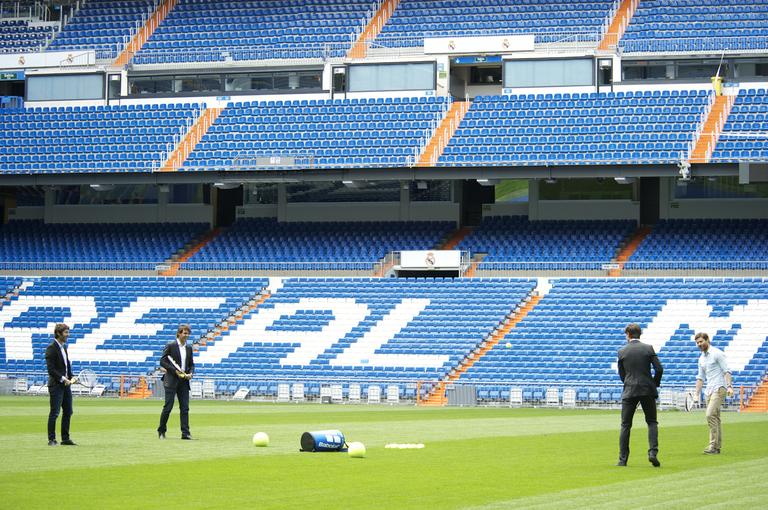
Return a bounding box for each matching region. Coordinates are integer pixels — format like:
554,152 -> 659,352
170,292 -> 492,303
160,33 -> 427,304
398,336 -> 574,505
617,323 -> 663,467
157,324 -> 195,440
45,323 -> 77,446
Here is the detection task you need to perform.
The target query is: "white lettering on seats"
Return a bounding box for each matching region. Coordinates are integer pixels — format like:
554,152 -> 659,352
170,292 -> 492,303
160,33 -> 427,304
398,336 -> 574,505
643,299 -> 768,372
331,298 -> 449,368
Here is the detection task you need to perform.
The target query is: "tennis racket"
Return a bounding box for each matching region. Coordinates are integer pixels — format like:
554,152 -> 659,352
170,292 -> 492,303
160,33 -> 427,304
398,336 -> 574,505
166,356 -> 190,379
684,391 -> 700,412
72,369 -> 97,388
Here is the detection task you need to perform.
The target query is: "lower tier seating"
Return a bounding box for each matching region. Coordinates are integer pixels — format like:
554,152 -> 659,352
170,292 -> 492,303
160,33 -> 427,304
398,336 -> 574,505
1,277 -> 765,402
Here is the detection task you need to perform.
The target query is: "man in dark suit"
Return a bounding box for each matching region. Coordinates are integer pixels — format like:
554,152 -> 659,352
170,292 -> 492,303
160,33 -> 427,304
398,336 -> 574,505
157,324 -> 195,440
45,323 -> 77,446
617,323 -> 663,467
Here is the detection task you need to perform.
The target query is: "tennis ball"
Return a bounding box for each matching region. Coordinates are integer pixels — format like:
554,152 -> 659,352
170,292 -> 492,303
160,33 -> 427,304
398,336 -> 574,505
505,342 -> 512,349
348,441 -> 366,458
252,432 -> 269,447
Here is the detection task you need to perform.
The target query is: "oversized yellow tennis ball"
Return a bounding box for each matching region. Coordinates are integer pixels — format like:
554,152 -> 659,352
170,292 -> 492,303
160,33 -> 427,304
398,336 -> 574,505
348,441 -> 366,458
505,342 -> 512,349
252,432 -> 269,447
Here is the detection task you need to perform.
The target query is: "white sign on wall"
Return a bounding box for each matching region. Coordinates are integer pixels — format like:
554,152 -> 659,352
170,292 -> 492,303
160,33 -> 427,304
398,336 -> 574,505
400,250 -> 461,270
424,35 -> 535,55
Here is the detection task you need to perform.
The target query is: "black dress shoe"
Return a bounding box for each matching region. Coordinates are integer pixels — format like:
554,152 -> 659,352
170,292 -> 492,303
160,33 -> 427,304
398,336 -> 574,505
158,431 -> 165,439
48,440 -> 58,446
61,439 -> 77,446
181,435 -> 193,440
648,454 -> 660,467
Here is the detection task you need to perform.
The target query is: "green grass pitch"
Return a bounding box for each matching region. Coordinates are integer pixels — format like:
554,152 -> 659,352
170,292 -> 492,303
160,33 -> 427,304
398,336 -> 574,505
1,396 -> 767,509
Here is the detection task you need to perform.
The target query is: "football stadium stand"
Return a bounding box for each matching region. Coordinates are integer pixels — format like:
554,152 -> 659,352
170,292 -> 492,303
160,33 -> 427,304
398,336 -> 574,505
628,219 -> 768,270
134,0 -> 372,64
0,220 -> 209,269
375,0 -> 614,47
0,18 -> 56,53
184,219 -> 456,268
457,216 -> 636,269
183,96 -> 449,171
441,90 -> 710,166
0,276 -> 765,404
711,88 -> 768,162
0,103 -> 202,174
621,0 -> 768,54
45,0 -> 154,59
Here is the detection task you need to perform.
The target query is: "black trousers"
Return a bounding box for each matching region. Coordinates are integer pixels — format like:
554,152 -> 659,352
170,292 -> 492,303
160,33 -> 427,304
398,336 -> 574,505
48,383 -> 73,441
619,395 -> 658,461
158,384 -> 190,436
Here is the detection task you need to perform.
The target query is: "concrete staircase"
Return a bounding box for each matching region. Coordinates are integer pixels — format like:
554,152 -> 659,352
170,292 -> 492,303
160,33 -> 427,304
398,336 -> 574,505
113,0 -> 177,67
689,94 -> 736,164
742,378 -> 768,412
597,0 -> 639,51
609,225 -> 652,277
159,228 -> 221,276
347,0 -> 400,59
416,101 -> 470,167
420,293 -> 542,406
159,107 -> 223,172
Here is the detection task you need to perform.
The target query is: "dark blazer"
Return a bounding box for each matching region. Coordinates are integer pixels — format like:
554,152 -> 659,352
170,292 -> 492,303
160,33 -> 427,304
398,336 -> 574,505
45,341 -> 73,387
160,341 -> 194,389
618,339 -> 663,399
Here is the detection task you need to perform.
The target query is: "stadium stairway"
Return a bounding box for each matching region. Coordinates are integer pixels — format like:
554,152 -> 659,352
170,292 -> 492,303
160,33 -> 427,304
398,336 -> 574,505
160,227 -> 221,276
125,376 -> 152,398
440,226 -> 473,250
160,107 -> 223,172
347,0 -> 400,59
742,377 -> 768,412
416,101 -> 470,167
689,94 -> 736,164
608,225 -> 652,277
597,0 -> 638,51
420,293 -> 541,406
198,289 -> 271,348
113,0 -> 178,67
463,254 -> 486,278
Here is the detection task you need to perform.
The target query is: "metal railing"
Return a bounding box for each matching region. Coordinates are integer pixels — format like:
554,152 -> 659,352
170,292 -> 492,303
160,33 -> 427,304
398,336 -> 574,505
621,35 -> 768,55
0,260 -> 766,277
4,372 -> 757,410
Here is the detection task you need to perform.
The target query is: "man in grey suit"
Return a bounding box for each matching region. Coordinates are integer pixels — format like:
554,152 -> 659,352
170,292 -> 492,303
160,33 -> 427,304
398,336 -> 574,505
157,324 -> 195,440
617,323 -> 663,467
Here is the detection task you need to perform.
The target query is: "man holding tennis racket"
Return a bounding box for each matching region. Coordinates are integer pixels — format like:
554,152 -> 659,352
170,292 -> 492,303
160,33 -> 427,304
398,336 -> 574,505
45,323 -> 77,446
694,332 -> 733,455
157,324 -> 195,440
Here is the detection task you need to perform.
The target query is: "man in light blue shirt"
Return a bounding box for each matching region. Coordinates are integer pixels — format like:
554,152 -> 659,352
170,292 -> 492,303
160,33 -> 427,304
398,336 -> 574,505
694,332 -> 733,455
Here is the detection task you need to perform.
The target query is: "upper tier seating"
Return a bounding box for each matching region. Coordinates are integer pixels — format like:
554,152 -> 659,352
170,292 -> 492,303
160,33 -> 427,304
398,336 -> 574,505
464,277 -> 768,395
183,96 -> 448,170
629,219 -> 768,270
0,103 -> 200,174
441,90 -> 710,166
185,219 -> 456,268
0,221 -> 208,269
134,0 -> 371,64
457,216 -> 636,269
622,0 -> 768,53
376,0 -> 613,47
711,88 -> 768,163
0,276 -> 268,383
46,0 -> 153,59
0,19 -> 56,53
